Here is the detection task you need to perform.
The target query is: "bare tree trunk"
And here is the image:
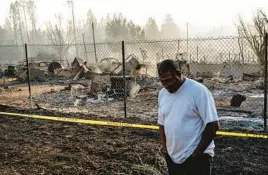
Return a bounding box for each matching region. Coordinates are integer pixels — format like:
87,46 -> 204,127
46,15 -> 75,66
13,26 -> 18,45
32,19 -> 36,43
11,12 -> 18,45
237,10 -> 267,65
21,0 -> 30,44
26,0 -> 37,44
17,6 -> 24,46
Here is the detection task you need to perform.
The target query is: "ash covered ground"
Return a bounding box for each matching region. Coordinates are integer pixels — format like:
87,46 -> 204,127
0,77 -> 268,174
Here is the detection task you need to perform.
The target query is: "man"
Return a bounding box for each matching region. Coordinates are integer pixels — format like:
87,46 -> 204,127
157,59 -> 219,175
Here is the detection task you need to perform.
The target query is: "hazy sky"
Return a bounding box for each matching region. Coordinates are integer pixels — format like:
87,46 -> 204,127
0,0 -> 268,37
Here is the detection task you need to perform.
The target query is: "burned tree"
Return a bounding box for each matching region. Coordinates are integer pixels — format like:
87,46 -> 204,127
20,0 -> 30,44
46,14 -> 74,66
26,0 -> 37,43
237,10 -> 268,65
9,1 -> 24,45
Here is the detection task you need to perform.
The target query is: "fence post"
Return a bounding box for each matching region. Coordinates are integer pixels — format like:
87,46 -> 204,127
92,22 -> 98,63
25,43 -> 32,109
196,46 -> 199,62
264,33 -> 268,131
177,40 -> 180,53
190,54 -> 192,63
82,34 -> 88,62
122,41 -> 127,118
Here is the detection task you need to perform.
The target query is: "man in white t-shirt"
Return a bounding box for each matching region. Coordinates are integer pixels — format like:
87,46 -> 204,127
157,59 -> 219,175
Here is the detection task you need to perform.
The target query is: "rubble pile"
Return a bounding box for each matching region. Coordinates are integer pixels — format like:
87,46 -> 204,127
1,56 -> 268,132
219,117 -> 264,131
32,55 -> 157,108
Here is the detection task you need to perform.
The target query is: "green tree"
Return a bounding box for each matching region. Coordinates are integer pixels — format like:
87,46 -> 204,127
0,26 -> 9,45
2,18 -> 14,44
127,20 -> 143,40
85,10 -> 97,41
98,17 -> 106,41
105,13 -> 128,41
9,2 -> 19,45
161,14 -> 179,39
144,17 -> 160,40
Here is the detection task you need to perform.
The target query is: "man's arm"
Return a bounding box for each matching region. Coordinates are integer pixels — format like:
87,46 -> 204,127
159,125 -> 167,153
192,86 -> 219,157
192,121 -> 219,157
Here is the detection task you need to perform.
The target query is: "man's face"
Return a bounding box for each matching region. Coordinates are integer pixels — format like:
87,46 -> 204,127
159,72 -> 181,93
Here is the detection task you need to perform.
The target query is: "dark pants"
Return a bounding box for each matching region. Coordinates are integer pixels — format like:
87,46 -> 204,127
164,153 -> 212,175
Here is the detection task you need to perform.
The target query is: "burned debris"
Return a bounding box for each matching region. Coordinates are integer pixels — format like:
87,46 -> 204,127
26,55 -> 150,106
1,50 -> 266,112
230,94 -> 247,107
48,62 -> 63,75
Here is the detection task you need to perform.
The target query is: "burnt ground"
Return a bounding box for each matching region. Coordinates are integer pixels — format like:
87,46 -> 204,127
1,78 -> 268,174
0,114 -> 268,175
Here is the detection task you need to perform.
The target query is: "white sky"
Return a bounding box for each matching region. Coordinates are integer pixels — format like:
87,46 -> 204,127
0,0 -> 268,37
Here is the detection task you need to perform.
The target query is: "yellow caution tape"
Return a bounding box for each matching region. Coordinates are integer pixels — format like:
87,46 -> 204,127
0,112 -> 268,139
0,112 -> 159,130
216,131 -> 268,139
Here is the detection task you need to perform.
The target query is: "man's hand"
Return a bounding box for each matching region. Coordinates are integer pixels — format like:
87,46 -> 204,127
159,125 -> 167,153
191,150 -> 201,158
192,121 -> 219,156
161,145 -> 168,154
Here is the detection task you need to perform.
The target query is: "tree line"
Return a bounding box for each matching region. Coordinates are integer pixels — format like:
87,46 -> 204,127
0,0 -> 180,45
0,1 -> 267,66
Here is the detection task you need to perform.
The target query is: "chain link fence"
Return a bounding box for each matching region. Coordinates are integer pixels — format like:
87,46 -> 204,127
123,36 -> 267,130
0,35 -> 267,130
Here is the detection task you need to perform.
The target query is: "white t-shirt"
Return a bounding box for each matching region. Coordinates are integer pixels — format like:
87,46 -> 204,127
157,78 -> 219,164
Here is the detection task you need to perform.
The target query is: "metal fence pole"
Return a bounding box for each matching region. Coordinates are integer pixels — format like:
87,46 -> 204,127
122,41 -> 127,118
82,34 -> 88,62
264,33 -> 268,131
177,40 -> 180,53
196,46 -> 199,62
25,43 -> 32,109
92,22 -> 98,63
